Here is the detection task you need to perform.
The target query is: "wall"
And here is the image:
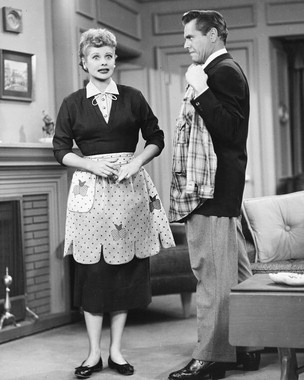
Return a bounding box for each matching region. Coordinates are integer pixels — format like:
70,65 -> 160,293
0,0 -> 55,143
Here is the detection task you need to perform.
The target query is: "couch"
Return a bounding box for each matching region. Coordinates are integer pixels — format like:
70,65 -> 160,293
150,223 -> 196,317
242,190 -> 304,275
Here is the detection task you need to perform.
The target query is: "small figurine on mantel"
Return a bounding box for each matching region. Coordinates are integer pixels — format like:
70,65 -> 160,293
39,110 -> 55,143
42,110 -> 55,137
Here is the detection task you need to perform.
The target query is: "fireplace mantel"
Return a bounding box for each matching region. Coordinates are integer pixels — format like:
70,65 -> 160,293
0,143 -> 58,167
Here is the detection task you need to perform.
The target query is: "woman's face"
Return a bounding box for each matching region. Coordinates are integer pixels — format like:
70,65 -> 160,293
83,45 -> 116,84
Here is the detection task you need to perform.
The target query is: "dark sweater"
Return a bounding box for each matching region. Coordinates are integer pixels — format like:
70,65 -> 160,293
53,84 -> 164,164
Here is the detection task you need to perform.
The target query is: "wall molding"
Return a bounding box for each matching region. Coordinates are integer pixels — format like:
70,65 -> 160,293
153,5 -> 256,35
75,0 -> 95,20
97,0 -> 142,41
266,0 -> 304,25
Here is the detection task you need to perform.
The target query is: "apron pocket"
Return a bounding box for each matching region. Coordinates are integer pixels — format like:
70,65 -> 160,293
67,170 -> 96,213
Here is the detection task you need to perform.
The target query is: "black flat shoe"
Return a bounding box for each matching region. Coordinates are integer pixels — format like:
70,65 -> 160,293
74,357 -> 103,379
108,356 -> 134,376
168,359 -> 226,380
236,351 -> 261,371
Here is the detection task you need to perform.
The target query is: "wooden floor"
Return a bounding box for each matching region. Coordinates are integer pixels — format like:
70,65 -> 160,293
0,294 -> 303,380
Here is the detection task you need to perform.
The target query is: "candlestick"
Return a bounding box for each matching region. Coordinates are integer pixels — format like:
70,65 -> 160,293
0,267 -> 20,329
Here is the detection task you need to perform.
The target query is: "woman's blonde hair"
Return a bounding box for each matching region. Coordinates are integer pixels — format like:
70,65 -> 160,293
79,28 -> 117,71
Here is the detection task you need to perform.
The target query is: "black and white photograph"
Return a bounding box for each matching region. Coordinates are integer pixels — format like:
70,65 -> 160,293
0,1 -> 304,380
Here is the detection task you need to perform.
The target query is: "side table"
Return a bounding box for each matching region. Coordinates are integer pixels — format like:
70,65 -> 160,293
229,274 -> 304,380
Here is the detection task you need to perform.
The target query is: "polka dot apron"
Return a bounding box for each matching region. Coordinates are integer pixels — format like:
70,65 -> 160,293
64,152 -> 175,264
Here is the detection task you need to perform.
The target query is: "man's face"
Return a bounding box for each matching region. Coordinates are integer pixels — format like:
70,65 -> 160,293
183,19 -> 213,64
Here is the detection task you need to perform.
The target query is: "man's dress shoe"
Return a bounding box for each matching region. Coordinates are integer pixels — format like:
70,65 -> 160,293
236,351 -> 261,371
168,359 -> 226,380
74,357 -> 103,378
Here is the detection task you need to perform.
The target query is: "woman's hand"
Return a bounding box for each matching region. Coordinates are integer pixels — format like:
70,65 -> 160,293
88,158 -> 119,179
117,157 -> 142,182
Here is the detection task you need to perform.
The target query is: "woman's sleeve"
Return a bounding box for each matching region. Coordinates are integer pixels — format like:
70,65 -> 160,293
138,92 -> 164,155
53,99 -> 74,165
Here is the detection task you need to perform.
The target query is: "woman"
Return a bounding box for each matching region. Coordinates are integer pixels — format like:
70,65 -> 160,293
53,28 -> 174,378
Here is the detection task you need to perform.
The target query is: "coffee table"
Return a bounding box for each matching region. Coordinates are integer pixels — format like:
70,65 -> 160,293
229,274 -> 304,380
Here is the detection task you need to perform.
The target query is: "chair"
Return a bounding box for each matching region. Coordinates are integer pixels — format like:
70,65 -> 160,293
242,190 -> 304,274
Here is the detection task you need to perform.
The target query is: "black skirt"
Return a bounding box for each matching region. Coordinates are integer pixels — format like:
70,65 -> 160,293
72,254 -> 151,313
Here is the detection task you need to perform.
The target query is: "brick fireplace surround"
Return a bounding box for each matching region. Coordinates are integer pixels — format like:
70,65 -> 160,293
0,144 -> 72,343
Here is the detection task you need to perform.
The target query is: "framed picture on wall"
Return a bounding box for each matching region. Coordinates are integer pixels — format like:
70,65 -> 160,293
0,50 -> 35,102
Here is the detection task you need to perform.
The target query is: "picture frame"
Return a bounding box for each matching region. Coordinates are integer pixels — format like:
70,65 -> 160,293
0,49 -> 35,102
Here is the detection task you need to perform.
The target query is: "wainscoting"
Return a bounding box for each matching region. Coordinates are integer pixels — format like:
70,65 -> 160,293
0,144 -> 73,343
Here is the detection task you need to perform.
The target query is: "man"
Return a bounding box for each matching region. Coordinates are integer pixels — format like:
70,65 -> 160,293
168,10 -> 260,380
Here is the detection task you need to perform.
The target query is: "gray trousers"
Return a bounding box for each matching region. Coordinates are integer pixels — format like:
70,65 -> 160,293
185,214 -> 252,363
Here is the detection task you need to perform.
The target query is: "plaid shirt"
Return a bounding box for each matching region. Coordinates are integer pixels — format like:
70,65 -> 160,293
169,85 -> 217,222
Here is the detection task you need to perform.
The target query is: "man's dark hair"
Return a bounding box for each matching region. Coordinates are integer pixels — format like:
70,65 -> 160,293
182,10 -> 228,44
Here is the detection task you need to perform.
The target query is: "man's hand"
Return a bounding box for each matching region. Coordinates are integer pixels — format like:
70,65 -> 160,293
185,65 -> 208,95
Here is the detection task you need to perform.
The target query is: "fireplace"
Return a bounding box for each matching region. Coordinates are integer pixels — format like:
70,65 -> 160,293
0,143 -> 72,342
0,197 -> 25,322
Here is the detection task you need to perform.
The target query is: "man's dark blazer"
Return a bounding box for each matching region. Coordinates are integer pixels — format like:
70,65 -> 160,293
190,52 -> 250,217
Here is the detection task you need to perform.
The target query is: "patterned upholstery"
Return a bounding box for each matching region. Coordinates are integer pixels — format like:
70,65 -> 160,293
250,259 -> 304,275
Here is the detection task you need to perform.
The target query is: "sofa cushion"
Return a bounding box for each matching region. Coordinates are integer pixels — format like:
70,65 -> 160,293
242,191 -> 304,263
